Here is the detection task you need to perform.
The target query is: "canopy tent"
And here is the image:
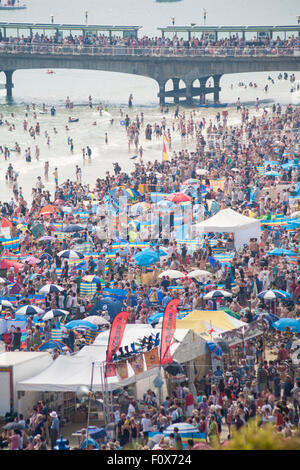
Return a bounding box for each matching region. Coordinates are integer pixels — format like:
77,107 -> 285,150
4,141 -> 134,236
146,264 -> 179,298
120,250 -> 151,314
176,310 -> 262,344
193,208 -> 260,250
17,325 -> 206,393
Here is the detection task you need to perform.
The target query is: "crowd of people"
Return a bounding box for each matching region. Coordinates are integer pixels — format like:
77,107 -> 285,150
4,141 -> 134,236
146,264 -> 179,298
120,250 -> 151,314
0,86 -> 299,450
0,31 -> 299,57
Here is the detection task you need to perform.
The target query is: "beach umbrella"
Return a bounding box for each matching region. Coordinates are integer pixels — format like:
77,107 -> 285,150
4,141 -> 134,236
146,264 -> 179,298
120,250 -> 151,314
182,178 -> 201,186
266,248 -> 296,257
84,316 -> 110,326
206,341 -> 223,356
3,422 -> 25,431
187,269 -> 212,280
39,204 -> 56,216
39,253 -> 52,263
163,361 -> 184,376
133,249 -> 159,267
82,275 -> 106,284
164,423 -> 200,436
39,340 -> 71,352
64,320 -> 98,331
203,290 -> 233,299
0,259 -> 24,272
252,312 -> 279,327
165,192 -> 192,203
0,300 -> 14,310
15,305 -> 45,316
61,224 -> 84,233
158,270 -> 186,279
57,250 -> 84,260
89,297 -> 124,320
42,309 -> 69,320
38,236 -> 55,242
39,284 -> 64,294
23,256 -> 42,265
272,318 -> 300,333
257,290 -> 291,300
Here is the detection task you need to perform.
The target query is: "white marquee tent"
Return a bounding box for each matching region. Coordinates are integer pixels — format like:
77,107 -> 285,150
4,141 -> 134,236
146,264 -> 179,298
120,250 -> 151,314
17,325 -> 206,393
193,208 -> 261,250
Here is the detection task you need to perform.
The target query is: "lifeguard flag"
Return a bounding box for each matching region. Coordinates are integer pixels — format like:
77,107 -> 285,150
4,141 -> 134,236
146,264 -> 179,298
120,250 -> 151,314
160,298 -> 180,365
105,310 -> 129,378
162,133 -> 169,161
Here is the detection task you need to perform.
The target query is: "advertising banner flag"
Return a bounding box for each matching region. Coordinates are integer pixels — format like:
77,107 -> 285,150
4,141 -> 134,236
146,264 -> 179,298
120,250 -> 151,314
129,354 -> 145,375
160,298 -> 180,365
144,347 -> 160,370
116,360 -> 129,380
105,311 -> 129,378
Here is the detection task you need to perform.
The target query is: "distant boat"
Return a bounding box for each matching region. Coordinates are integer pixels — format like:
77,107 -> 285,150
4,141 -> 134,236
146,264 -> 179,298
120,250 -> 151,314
0,2 -> 27,9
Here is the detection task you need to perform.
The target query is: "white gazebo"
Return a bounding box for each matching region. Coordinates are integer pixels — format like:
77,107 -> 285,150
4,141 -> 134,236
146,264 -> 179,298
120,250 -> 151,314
193,208 -> 260,250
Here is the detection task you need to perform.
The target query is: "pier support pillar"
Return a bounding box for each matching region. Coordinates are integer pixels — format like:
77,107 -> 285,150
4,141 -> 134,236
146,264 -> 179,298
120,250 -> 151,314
157,80 -> 166,106
185,80 -> 193,105
4,70 -> 14,98
199,77 -> 208,103
213,74 -> 222,103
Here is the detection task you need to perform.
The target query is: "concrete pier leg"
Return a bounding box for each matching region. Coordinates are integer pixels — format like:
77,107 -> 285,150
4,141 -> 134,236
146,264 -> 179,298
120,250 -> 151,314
172,78 -> 180,104
157,80 -> 166,106
213,74 -> 222,103
4,70 -> 14,98
199,77 -> 207,103
185,81 -> 193,105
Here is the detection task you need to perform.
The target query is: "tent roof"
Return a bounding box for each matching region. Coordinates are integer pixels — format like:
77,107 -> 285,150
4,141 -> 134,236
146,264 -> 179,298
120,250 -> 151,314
193,208 -> 260,233
17,325 -> 205,392
176,310 -> 246,339
0,352 -> 50,367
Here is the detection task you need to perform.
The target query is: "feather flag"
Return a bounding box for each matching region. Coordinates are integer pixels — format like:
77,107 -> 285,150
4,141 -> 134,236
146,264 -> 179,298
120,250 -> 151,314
160,298 -> 180,365
105,311 -> 129,377
162,133 -> 169,161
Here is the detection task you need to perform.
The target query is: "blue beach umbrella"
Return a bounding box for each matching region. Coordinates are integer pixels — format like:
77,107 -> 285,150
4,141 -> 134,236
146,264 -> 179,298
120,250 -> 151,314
133,248 -> 161,266
39,340 -> 71,352
15,305 -> 45,316
42,309 -> 69,320
64,320 -> 98,331
88,297 -> 124,320
257,290 -> 291,300
206,341 -> 223,356
266,248 -> 296,256
272,318 -> 300,333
